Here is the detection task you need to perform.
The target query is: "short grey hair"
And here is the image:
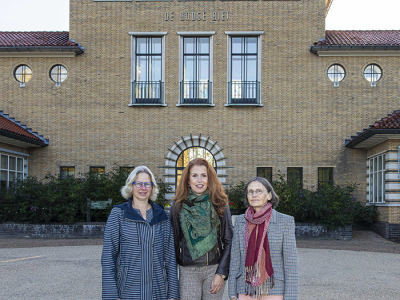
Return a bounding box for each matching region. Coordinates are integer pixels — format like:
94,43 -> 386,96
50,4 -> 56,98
121,166 -> 159,201
244,177 -> 279,209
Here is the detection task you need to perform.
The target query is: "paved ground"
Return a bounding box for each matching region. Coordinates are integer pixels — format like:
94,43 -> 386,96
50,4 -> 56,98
1,230 -> 399,253
1,230 -> 399,300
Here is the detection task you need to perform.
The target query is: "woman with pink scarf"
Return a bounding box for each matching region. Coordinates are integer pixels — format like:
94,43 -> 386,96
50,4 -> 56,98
228,177 -> 298,300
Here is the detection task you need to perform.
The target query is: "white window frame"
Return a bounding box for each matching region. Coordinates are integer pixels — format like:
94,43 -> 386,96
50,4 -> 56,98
225,31 -> 264,106
129,32 -> 167,106
177,31 -> 215,107
0,151 -> 27,192
368,153 -> 386,204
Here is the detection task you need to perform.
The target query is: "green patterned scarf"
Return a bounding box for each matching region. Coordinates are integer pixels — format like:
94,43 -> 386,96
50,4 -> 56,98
180,189 -> 220,261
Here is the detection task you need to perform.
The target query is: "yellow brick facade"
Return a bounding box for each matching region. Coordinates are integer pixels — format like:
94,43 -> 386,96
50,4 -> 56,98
1,0 -> 400,229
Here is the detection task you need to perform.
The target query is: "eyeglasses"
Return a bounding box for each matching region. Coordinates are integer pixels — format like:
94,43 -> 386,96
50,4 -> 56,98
247,189 -> 267,195
132,181 -> 154,189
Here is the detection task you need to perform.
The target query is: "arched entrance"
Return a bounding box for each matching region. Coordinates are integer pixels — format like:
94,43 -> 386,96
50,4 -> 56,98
163,135 -> 227,197
176,147 -> 216,187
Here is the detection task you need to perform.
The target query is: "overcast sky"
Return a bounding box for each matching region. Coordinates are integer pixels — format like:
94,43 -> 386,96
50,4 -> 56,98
0,0 -> 399,31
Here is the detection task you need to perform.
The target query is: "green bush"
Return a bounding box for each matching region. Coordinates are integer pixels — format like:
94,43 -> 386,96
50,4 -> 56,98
226,175 -> 378,230
225,181 -> 247,210
155,180 -> 173,208
0,167 -> 170,223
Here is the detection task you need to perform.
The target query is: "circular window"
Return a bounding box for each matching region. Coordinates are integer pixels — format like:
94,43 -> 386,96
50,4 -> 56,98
364,64 -> 382,83
50,65 -> 68,83
327,64 -> 345,83
14,65 -> 32,83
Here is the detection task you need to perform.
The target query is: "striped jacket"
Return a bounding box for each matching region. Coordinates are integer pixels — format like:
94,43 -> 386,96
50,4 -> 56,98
229,209 -> 298,300
101,200 -> 179,300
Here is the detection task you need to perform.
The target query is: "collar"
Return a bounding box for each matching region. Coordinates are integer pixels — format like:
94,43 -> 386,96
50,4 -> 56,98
114,198 -> 168,225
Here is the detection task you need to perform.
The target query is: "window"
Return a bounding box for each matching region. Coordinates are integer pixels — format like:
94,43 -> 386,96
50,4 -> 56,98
257,167 -> 272,182
14,64 -> 32,87
327,64 -> 345,87
90,166 -> 105,175
287,167 -> 303,188
50,65 -> 68,86
368,154 -> 385,203
120,166 -> 135,174
318,167 -> 333,190
364,64 -> 382,87
1,154 -> 25,193
178,32 -> 214,106
130,33 -> 166,106
226,32 -> 263,106
60,166 -> 75,178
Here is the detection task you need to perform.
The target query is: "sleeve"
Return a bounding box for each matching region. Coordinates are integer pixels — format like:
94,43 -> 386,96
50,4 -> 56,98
228,217 -> 242,299
283,216 -> 298,300
164,214 -> 180,299
101,207 -> 121,300
215,205 -> 234,278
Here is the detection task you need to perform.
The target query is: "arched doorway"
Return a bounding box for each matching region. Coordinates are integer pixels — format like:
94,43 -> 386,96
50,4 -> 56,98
163,135 -> 227,196
176,147 -> 216,187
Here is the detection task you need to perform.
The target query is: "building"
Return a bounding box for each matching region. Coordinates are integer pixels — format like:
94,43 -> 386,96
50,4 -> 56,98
0,0 -> 399,240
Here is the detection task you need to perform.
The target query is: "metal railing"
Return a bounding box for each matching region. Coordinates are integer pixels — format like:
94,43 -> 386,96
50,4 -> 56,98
132,81 -> 163,104
179,81 -> 212,105
228,81 -> 260,105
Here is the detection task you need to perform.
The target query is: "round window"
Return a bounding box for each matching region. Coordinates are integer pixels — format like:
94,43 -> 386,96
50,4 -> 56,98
327,64 -> 345,83
50,65 -> 68,83
14,65 -> 32,83
364,64 -> 382,83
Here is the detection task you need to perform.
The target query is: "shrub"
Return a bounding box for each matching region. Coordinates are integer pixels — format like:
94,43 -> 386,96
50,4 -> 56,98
225,181 -> 246,210
0,167 -> 173,223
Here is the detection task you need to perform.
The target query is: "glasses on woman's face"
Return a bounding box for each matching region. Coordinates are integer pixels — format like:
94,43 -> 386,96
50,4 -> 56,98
132,181 -> 154,189
247,189 -> 267,196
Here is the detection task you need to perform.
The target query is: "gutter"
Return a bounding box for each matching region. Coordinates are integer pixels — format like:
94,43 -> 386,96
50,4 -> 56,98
310,45 -> 400,55
345,129 -> 400,148
0,45 -> 84,55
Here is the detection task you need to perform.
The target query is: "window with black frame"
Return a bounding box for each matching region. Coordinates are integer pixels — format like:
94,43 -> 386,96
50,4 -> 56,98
181,37 -> 210,104
230,37 -> 259,104
287,167 -> 303,188
318,167 -> 333,190
134,37 -> 162,104
60,166 -> 75,178
257,167 -> 272,182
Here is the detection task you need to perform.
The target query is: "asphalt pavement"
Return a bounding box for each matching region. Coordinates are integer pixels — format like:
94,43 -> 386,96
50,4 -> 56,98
0,230 -> 399,300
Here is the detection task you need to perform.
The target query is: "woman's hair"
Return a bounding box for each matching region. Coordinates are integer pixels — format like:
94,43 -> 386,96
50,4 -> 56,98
173,158 -> 228,217
244,177 -> 279,209
121,166 -> 159,201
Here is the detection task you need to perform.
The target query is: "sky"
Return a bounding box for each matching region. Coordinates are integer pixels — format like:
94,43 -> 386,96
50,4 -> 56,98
0,0 -> 399,31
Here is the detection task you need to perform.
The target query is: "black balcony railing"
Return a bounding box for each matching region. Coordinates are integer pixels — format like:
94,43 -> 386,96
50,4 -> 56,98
179,81 -> 212,105
228,81 -> 260,105
132,81 -> 163,104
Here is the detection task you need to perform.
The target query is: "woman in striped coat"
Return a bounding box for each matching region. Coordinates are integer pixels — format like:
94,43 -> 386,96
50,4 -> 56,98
101,166 -> 179,300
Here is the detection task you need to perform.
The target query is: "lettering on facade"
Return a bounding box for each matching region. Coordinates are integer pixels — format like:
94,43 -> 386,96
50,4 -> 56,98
164,11 -> 229,21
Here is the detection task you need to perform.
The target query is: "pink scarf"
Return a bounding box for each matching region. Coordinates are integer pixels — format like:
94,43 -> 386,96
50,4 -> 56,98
244,203 -> 274,297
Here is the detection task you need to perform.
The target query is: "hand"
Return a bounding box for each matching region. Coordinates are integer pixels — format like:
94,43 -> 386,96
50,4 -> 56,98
210,274 -> 224,294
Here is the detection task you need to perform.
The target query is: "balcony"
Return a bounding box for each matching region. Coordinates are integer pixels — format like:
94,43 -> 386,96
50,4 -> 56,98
131,81 -> 164,105
227,81 -> 262,106
179,81 -> 213,106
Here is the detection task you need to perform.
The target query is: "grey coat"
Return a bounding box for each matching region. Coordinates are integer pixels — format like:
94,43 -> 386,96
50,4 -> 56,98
228,209 -> 298,300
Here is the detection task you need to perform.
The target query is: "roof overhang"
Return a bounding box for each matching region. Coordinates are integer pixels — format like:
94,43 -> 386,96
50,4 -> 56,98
345,129 -> 400,149
0,130 -> 49,148
310,45 -> 400,56
0,46 -> 84,57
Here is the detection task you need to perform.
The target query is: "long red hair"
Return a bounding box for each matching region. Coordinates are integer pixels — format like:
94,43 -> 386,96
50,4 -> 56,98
173,158 -> 228,217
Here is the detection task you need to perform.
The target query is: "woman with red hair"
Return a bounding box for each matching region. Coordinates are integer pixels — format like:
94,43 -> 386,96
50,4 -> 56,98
170,158 -> 233,300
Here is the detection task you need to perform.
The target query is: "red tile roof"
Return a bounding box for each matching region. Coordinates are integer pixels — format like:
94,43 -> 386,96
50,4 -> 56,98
0,31 -> 79,47
314,30 -> 400,46
369,111 -> 400,129
345,111 -> 400,148
0,111 -> 48,146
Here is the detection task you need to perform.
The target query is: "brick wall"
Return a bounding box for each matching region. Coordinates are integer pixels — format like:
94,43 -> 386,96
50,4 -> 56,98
1,0 -> 400,226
